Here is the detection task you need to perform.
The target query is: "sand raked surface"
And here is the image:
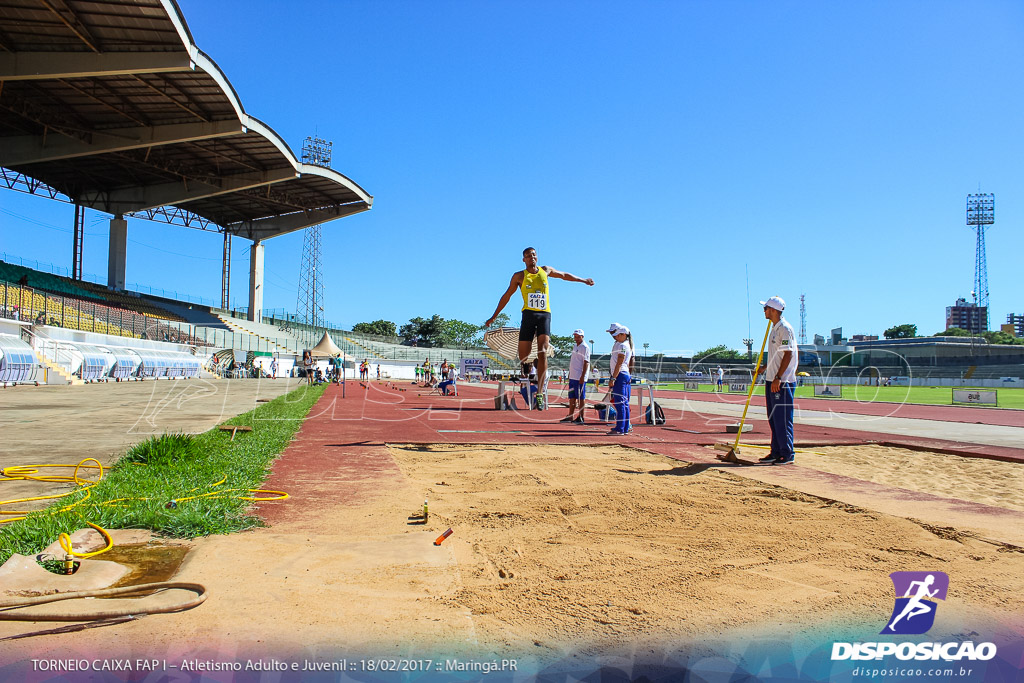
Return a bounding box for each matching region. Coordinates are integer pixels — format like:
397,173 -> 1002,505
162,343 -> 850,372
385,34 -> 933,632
387,443 -> 1024,658
794,444 -> 1024,512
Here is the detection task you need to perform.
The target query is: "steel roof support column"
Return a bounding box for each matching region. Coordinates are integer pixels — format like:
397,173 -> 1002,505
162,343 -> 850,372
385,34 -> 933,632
107,215 -> 127,290
72,203 -> 84,280
221,230 -> 231,310
248,238 -> 264,324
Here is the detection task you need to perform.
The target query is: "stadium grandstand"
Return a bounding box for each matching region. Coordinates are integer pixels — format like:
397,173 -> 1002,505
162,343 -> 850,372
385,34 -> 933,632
0,256 -> 525,385
0,0 -> 422,385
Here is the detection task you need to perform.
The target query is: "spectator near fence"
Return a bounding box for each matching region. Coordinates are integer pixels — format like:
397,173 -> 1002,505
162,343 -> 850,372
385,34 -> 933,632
561,328 -> 590,424
606,323 -> 634,435
303,350 -> 314,385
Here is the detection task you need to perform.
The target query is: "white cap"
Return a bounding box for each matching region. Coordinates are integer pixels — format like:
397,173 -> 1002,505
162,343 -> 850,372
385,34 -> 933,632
760,296 -> 786,311
572,328 -> 585,336
606,322 -> 630,335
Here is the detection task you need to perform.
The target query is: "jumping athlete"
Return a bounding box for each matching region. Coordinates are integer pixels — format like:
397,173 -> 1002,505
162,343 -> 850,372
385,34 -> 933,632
485,247 -> 594,409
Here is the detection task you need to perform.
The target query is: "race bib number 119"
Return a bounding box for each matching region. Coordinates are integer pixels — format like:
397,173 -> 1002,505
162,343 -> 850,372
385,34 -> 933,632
528,293 -> 547,309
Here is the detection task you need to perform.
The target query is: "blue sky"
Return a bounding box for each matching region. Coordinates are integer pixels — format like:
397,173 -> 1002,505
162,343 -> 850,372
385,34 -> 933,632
2,0 -> 1023,353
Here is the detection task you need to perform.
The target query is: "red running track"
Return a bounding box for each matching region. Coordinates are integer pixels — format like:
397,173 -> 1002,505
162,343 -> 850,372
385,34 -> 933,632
654,387 -> 1024,427
261,382 -> 1024,470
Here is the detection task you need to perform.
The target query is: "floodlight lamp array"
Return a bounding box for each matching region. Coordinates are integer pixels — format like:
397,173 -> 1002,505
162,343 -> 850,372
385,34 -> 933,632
966,193 -> 994,226
301,136 -> 333,169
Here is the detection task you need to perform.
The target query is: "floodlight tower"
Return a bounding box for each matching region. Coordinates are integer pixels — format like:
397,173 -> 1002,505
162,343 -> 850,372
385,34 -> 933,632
966,193 -> 994,331
295,136 -> 333,346
799,294 -> 807,344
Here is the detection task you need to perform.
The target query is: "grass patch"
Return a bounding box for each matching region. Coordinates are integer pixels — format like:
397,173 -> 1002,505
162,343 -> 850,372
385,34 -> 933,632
0,383 -> 326,566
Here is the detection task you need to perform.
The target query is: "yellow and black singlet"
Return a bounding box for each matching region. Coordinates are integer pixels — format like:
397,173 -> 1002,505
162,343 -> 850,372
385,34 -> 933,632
520,268 -> 550,312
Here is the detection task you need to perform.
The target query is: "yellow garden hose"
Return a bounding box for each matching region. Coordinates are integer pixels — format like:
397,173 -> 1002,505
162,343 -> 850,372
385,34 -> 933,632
58,522 -> 113,559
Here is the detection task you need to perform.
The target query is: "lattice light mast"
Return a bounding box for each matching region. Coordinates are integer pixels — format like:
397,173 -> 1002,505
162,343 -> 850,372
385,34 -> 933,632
966,193 -> 994,331
799,294 -> 807,344
295,136 -> 333,346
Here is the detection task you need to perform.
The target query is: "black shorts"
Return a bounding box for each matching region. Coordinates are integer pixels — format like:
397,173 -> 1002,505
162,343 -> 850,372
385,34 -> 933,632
519,310 -> 551,341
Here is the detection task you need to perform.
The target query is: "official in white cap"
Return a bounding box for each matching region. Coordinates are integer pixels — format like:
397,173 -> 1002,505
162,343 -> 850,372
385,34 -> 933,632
756,296 -> 797,464
561,329 -> 591,424
606,323 -> 634,435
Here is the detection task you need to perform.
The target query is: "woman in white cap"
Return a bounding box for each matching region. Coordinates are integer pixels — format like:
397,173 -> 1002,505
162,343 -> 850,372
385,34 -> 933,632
606,323 -> 634,435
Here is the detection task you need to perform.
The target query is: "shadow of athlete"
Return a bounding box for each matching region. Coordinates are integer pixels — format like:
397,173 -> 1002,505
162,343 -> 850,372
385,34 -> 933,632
887,574 -> 939,632
485,247 -> 594,408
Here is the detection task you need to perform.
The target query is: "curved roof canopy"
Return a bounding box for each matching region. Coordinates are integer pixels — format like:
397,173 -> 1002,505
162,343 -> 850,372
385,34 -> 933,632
0,0 -> 371,241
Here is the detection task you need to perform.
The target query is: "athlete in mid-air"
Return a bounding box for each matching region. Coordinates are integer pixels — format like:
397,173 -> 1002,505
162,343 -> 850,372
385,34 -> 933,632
485,247 -> 594,409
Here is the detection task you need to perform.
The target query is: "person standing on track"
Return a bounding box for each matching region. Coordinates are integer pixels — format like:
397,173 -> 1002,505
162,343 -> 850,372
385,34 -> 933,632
606,323 -> 633,435
756,296 -> 797,465
561,328 -> 591,424
484,247 -> 594,410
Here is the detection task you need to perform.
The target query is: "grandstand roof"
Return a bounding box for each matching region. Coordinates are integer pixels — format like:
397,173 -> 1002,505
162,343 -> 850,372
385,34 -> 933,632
0,0 -> 372,241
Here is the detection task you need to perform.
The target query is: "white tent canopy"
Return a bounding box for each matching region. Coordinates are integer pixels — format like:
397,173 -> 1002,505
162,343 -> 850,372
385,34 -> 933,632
310,332 -> 343,357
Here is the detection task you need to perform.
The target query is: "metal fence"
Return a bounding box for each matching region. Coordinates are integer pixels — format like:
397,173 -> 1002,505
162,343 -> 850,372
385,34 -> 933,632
0,281 -> 212,347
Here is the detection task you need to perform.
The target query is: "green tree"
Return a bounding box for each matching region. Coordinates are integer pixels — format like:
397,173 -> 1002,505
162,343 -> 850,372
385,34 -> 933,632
352,319 -> 397,337
440,319 -> 484,347
485,313 -> 511,330
982,330 -> 1024,345
547,334 -> 574,359
692,344 -> 747,361
936,327 -> 971,337
883,324 -> 917,339
399,315 -> 446,347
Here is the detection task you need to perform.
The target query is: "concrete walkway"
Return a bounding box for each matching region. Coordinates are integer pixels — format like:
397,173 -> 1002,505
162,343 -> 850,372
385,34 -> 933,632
0,378 -> 298,506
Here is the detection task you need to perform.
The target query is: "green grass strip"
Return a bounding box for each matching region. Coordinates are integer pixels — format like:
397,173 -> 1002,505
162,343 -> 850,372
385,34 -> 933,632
0,383 -> 326,566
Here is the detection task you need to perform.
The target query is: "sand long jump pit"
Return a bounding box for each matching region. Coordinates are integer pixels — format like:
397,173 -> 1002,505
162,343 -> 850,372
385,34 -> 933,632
387,442 -> 1024,661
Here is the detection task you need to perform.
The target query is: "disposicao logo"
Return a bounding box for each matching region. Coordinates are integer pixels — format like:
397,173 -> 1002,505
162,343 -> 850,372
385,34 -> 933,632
831,571 -> 997,663
883,571 -> 948,635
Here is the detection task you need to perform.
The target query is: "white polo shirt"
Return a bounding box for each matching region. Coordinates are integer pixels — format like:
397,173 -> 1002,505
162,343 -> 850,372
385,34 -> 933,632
610,340 -> 632,378
764,317 -> 798,383
568,342 -> 590,382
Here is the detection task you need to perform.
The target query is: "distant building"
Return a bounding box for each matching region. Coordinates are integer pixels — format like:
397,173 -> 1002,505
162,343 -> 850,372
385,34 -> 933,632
946,298 -> 987,333
850,334 -> 879,342
1008,314 -> 1024,337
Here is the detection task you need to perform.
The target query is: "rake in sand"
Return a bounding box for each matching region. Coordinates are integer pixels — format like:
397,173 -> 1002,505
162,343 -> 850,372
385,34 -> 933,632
714,320 -> 771,464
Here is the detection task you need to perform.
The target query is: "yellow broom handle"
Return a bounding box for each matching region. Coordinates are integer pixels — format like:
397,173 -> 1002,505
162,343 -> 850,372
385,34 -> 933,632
732,320 -> 772,451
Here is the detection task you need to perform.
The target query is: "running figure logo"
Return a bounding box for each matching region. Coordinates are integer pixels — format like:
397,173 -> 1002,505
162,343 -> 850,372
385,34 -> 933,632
883,571 -> 949,635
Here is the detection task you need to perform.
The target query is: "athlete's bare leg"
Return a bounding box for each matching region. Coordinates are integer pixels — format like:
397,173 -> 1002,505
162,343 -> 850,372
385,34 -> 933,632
535,334 -> 550,396
517,340 -> 532,372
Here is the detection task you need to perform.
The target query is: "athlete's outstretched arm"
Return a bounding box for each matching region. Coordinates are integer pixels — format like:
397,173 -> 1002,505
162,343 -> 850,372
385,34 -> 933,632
485,272 -> 524,327
544,266 -> 594,286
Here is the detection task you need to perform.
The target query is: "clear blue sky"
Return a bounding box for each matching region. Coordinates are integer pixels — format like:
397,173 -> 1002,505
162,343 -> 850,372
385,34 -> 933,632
2,0 -> 1023,353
